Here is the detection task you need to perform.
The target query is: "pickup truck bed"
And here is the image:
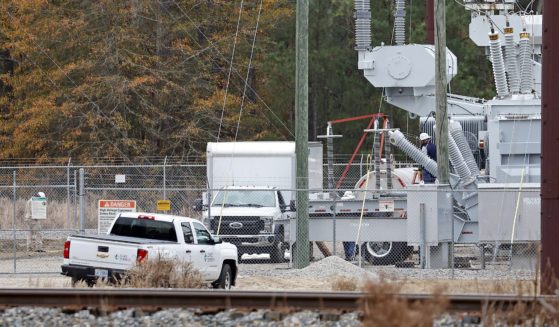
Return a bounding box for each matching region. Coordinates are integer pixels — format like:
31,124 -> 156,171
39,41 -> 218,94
67,234 -> 177,245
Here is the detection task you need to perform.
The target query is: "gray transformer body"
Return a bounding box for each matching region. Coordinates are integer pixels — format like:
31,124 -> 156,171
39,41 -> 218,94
338,0 -> 542,266
286,1 -> 542,268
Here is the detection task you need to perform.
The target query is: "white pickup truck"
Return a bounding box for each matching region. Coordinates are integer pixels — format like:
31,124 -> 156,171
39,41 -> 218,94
61,212 -> 238,289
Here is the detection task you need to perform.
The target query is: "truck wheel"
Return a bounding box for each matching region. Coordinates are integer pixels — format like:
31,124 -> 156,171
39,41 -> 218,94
361,242 -> 413,265
214,264 -> 232,290
71,276 -> 80,286
269,241 -> 286,263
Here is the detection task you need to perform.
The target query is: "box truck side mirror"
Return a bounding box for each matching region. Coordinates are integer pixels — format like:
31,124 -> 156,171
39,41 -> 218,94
193,198 -> 204,211
290,200 -> 296,212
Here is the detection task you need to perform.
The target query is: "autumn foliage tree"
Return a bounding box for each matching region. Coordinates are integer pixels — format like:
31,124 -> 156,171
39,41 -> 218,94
0,0 -> 511,162
0,0 -> 293,162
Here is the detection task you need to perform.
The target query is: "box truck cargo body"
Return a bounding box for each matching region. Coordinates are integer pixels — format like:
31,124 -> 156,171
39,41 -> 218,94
206,141 -> 323,201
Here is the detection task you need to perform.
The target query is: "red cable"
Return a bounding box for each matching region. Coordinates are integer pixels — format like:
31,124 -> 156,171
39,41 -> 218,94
335,117 -> 376,189
330,113 -> 384,125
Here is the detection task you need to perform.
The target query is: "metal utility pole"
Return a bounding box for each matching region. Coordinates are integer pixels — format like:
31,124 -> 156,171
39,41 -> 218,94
295,0 -> 310,269
541,0 -> 559,294
434,0 -> 449,184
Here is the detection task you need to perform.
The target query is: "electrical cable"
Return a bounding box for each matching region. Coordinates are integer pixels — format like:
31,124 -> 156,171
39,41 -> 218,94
126,0 -> 288,140
234,0 -> 263,142
218,0 -> 245,142
169,0 -> 294,138
353,154 -> 373,262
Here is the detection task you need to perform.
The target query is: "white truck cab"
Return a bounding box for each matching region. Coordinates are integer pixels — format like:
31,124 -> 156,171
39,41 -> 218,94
198,186 -> 294,262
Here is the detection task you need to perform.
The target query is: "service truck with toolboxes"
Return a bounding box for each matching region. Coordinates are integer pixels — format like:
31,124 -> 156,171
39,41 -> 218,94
61,212 -> 238,289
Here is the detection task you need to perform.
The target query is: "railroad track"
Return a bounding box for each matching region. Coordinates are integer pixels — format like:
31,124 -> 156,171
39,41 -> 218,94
0,289 -> 554,313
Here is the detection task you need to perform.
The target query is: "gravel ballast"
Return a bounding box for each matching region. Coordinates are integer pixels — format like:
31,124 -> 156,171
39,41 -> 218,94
0,307 -> 362,327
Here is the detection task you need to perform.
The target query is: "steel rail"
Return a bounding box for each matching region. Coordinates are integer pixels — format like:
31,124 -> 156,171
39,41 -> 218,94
0,289 -> 554,313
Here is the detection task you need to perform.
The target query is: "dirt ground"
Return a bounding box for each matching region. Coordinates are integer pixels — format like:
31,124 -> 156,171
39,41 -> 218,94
0,274 -> 538,296
0,239 -> 64,260
0,246 -> 538,295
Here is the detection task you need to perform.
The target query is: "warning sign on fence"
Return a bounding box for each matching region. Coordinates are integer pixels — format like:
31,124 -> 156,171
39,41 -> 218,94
31,196 -> 47,219
157,200 -> 171,211
98,200 -> 136,234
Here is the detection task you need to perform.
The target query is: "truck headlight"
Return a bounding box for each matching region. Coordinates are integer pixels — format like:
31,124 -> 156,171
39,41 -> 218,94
261,216 -> 273,233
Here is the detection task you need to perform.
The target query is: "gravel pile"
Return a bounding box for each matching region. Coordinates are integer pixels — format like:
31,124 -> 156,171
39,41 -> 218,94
0,307 -> 362,327
285,256 -> 377,280
240,256 -> 378,281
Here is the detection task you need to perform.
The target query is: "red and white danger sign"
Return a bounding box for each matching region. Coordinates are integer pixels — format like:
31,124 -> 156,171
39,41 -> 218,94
99,200 -> 136,209
98,200 -> 136,234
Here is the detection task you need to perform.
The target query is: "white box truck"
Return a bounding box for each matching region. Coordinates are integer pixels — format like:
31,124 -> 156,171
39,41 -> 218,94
195,141 -> 322,262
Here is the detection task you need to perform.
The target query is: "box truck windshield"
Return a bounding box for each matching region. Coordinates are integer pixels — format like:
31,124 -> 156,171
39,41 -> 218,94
212,190 -> 276,208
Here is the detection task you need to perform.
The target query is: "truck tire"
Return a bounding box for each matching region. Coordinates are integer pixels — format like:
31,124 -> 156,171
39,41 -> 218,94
214,264 -> 232,290
269,241 -> 286,263
71,276 -> 80,286
361,241 -> 413,265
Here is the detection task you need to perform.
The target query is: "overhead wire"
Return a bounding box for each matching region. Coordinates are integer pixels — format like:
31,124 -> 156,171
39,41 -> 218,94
234,0 -> 264,142
160,1 -> 289,140
169,0 -> 295,139
217,0 -> 245,142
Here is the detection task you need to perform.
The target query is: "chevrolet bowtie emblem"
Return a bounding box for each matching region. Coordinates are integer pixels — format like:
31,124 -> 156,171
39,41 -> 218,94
97,253 -> 109,258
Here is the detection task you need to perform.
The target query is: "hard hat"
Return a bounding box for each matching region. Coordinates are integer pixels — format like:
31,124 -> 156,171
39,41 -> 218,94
419,133 -> 431,141
35,192 -> 45,197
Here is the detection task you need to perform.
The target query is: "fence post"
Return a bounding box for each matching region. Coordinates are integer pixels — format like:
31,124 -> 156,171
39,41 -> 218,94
331,193 -> 337,256
451,198 -> 455,278
12,170 -> 16,273
79,168 -> 85,234
420,202 -> 426,269
67,158 -> 71,229
163,156 -> 167,200
73,169 -> 77,230
480,244 -> 486,269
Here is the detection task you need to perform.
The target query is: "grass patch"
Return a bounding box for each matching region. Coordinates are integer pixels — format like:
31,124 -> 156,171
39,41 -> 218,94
78,256 -> 206,289
331,274 -> 358,291
360,274 -> 448,327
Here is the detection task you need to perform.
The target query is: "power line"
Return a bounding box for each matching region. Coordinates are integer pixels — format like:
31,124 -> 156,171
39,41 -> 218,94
168,0 -> 294,138
234,0 -> 263,142
218,0 -> 245,142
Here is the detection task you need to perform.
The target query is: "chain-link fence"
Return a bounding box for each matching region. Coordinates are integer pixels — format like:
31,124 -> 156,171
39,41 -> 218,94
0,161 -> 539,285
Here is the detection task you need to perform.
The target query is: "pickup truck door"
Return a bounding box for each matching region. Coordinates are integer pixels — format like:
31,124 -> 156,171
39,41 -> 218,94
179,222 -> 195,262
191,222 -> 220,280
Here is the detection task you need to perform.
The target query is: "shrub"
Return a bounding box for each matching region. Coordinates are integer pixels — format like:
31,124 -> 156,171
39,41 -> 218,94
117,256 -> 206,289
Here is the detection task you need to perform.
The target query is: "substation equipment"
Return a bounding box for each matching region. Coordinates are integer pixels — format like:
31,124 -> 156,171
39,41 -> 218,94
291,0 -> 541,268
